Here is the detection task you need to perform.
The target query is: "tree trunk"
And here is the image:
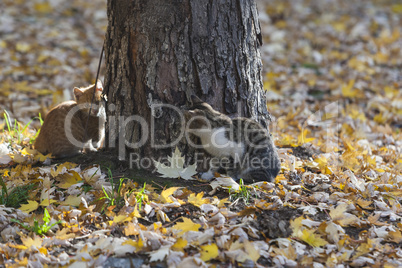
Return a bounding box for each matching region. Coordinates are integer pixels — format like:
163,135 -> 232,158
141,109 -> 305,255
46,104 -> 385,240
104,0 -> 270,163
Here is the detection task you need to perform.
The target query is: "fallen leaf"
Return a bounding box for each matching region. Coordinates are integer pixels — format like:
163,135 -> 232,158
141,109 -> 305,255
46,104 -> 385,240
19,200 -> 39,213
200,243 -> 219,262
172,217 -> 201,235
188,192 -> 209,207
154,147 -> 197,180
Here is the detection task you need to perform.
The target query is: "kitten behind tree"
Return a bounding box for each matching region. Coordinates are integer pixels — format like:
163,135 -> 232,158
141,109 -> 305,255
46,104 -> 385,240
184,96 -> 280,183
34,82 -> 106,158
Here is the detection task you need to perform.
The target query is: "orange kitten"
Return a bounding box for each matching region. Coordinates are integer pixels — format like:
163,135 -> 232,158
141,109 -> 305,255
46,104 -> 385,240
34,81 -> 106,158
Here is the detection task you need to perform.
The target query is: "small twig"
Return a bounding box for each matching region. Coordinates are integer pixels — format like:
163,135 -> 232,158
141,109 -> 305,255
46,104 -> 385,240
83,41 -> 105,142
75,229 -> 110,240
151,181 -> 164,190
162,216 -> 186,228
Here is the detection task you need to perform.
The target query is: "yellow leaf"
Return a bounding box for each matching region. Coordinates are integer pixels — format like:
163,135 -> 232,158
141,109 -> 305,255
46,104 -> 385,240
332,21 -> 346,32
172,238 -> 188,251
300,229 -> 328,247
113,214 -> 128,224
15,42 -> 31,53
130,206 -> 142,218
39,247 -> 48,255
384,86 -> 399,98
9,244 -> 28,250
341,79 -> 361,98
12,154 -> 27,164
314,155 -> 332,175
61,195 -> 82,207
297,129 -> 315,145
19,200 -> 39,213
356,198 -> 372,209
34,2 -> 52,13
290,216 -> 304,236
392,4 -> 402,13
374,112 -> 388,124
172,217 -> 201,235
329,203 -> 359,227
57,171 -> 82,189
355,239 -> 374,257
39,198 -> 57,207
188,192 -> 209,207
16,258 -> 29,266
51,162 -> 78,177
244,240 -> 260,262
388,229 -> 402,243
367,213 -> 387,226
21,148 -> 36,156
124,222 -> 140,236
55,228 -> 75,240
122,238 -> 144,252
217,198 -> 230,208
200,243 -> 219,262
159,187 -> 181,203
374,52 -> 389,64
21,235 -> 42,248
34,153 -> 52,162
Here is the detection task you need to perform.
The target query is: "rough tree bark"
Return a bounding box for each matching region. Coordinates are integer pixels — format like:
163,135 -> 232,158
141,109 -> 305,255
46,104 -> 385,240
104,0 -> 270,163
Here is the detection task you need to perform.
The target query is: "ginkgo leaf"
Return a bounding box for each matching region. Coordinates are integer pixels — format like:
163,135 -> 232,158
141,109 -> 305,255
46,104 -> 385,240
200,243 -> 219,262
172,217 -> 201,235
19,200 -> 39,213
154,147 -> 197,180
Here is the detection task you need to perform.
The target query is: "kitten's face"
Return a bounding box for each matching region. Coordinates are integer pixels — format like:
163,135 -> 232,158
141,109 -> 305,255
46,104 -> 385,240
184,100 -> 230,130
74,81 -> 105,117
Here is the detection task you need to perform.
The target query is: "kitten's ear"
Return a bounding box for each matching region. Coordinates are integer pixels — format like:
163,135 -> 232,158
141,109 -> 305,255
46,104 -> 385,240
96,80 -> 103,92
190,94 -> 203,104
74,87 -> 84,101
183,109 -> 196,120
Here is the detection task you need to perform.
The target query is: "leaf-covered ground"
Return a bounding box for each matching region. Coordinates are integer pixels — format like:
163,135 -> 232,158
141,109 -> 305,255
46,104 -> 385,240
1,0 -> 402,267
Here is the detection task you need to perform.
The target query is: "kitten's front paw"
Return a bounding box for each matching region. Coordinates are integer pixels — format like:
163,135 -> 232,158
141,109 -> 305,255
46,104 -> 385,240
83,147 -> 97,153
200,170 -> 215,181
92,141 -> 101,149
83,140 -> 98,153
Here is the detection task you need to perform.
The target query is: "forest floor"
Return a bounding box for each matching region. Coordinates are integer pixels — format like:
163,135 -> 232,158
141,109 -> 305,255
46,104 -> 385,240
0,0 -> 402,267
